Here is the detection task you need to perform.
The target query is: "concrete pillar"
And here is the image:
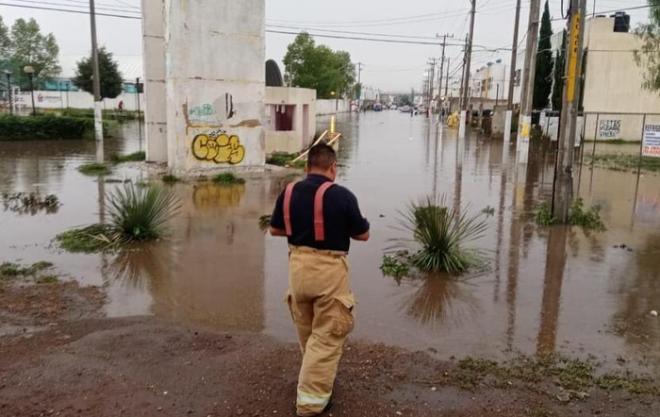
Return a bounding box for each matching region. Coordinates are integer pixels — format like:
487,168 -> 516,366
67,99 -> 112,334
164,0 -> 265,171
458,110 -> 467,139
141,0 -> 168,162
504,110 -> 512,145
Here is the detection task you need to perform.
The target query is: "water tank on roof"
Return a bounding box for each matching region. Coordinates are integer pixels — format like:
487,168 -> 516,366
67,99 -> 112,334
611,12 -> 630,33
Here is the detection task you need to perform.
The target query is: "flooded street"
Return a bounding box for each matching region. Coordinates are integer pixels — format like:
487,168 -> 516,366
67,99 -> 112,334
2,112 -> 660,375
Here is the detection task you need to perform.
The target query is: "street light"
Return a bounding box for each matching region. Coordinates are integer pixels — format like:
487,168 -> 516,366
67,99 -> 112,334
4,70 -> 12,115
23,65 -> 36,116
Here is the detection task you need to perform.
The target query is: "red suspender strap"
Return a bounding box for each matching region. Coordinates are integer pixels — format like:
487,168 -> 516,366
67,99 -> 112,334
283,182 -> 297,236
314,182 -> 334,241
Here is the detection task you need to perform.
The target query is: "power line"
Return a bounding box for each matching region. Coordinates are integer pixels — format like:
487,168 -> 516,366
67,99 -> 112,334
266,29 -> 447,46
8,0 -> 139,13
0,1 -> 141,18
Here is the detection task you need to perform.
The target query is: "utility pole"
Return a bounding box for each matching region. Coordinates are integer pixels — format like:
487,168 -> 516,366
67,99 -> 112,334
445,57 -> 450,113
136,77 -> 143,151
505,0 -> 522,146
460,1 -> 476,139
436,33 -> 453,121
89,0 -> 104,161
427,58 -> 436,118
553,0 -> 587,222
517,0 -> 542,164
356,62 -> 363,109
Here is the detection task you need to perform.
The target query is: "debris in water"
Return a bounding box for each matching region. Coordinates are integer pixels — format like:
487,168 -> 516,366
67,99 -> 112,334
651,310 -> 658,317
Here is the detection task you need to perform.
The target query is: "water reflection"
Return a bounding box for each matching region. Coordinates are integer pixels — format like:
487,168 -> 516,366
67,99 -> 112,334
400,275 -> 480,327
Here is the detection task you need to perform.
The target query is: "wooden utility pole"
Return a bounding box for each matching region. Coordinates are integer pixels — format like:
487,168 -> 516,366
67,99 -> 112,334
427,58 -> 436,117
517,0 -> 542,163
89,0 -> 104,160
436,34 -> 452,119
552,0 -> 587,221
461,0 -> 476,112
507,0 -> 522,110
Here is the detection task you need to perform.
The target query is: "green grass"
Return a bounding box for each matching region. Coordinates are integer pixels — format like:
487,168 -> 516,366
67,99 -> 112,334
78,162 -> 112,176
1,192 -> 59,214
393,197 -> 487,274
36,275 -> 59,284
106,184 -> 180,242
0,261 -> 53,278
259,214 -> 272,231
586,153 -> 660,172
56,224 -> 118,253
584,139 -> 641,145
448,355 -> 659,396
380,253 -> 410,279
266,152 -> 307,169
535,199 -> 605,231
162,174 -> 180,184
110,151 -> 146,163
212,172 -> 246,185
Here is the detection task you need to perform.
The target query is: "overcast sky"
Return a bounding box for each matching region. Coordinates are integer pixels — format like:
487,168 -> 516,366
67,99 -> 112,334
0,0 -> 651,92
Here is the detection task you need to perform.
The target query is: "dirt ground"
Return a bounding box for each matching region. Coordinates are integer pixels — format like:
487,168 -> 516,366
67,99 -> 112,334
0,279 -> 658,417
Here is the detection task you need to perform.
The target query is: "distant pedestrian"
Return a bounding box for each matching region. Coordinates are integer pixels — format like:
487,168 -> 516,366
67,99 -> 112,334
118,100 -> 124,112
269,144 -> 370,416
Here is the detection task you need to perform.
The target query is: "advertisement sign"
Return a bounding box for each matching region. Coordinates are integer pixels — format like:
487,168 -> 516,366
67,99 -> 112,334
643,124 -> 660,157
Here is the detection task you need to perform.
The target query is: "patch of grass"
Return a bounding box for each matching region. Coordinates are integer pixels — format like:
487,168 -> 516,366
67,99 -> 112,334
0,261 -> 53,278
584,139 -> 641,145
568,198 -> 605,231
110,151 -> 146,163
56,224 -> 118,253
586,153 -> 660,172
448,355 -> 660,397
36,275 -> 58,284
380,253 -> 410,279
393,196 -> 487,274
534,199 -> 605,231
212,172 -> 246,185
107,184 -> 180,242
481,206 -> 495,216
259,214 -> 272,231
2,192 -> 60,214
266,152 -> 307,169
78,162 -> 112,176
162,174 -> 180,184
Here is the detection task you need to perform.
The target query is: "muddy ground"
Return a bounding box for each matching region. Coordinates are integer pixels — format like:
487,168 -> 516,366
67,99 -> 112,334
1,279 -> 659,417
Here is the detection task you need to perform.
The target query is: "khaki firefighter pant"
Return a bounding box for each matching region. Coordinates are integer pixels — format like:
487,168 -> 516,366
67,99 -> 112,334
286,245 -> 355,417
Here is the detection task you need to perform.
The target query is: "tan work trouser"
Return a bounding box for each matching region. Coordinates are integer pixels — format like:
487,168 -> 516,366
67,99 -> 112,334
286,245 -> 355,417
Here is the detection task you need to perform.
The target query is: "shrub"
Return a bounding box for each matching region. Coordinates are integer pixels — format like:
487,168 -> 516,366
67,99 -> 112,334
535,202 -> 556,226
110,151 -> 146,163
162,174 -> 180,184
106,184 -> 180,242
569,198 -> 605,231
266,152 -> 306,169
78,162 -> 112,176
394,197 -> 487,274
380,253 -> 410,279
212,172 -> 246,185
0,115 -> 94,140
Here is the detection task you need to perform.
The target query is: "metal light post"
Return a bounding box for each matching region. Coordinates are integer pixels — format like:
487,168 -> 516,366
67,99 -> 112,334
4,70 -> 12,115
23,65 -> 36,116
136,77 -> 143,150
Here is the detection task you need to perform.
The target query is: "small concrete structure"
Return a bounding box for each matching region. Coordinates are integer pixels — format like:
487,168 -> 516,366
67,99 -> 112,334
265,86 -> 316,154
141,0 -> 266,170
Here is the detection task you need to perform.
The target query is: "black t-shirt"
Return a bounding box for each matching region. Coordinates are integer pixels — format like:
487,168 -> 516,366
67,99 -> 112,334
270,174 -> 370,252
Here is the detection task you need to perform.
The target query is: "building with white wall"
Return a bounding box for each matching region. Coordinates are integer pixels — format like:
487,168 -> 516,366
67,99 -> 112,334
264,86 -> 316,154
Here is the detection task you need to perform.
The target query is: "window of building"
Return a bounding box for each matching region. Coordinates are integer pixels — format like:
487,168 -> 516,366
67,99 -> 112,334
271,104 -> 295,131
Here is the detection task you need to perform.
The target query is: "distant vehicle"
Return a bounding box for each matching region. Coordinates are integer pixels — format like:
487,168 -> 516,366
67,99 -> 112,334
389,104 -> 397,110
373,103 -> 383,112
399,105 -> 411,113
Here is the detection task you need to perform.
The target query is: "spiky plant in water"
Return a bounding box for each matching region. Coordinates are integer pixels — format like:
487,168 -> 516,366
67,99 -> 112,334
106,184 -> 180,242
396,197 -> 487,274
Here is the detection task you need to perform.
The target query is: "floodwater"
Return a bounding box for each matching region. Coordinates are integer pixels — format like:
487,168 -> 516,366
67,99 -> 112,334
2,113 -> 660,375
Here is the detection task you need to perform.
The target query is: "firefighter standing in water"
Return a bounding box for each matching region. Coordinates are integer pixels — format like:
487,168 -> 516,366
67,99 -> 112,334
270,144 -> 370,416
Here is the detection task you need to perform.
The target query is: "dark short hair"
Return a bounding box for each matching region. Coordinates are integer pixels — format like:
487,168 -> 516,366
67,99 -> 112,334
307,144 -> 336,170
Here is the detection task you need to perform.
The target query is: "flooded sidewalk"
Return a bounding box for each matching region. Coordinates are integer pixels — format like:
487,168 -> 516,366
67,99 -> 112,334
1,112 -> 660,377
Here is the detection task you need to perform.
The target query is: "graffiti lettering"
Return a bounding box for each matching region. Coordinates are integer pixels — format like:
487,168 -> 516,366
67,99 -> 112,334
191,133 -> 246,164
599,119 -> 621,139
188,103 -> 215,120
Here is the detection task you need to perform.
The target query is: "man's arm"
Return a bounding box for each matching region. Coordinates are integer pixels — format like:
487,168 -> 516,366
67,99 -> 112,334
346,189 -> 370,242
269,192 -> 287,238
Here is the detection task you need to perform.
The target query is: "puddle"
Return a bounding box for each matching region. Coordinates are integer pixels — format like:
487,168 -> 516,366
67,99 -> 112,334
2,114 -> 660,374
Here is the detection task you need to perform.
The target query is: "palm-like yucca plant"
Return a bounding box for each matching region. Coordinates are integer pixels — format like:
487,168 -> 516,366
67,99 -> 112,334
106,184 -> 180,242
396,196 -> 487,274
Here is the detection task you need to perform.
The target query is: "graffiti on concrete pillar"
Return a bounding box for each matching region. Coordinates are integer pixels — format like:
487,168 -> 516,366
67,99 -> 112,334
192,131 -> 246,164
599,119 -> 621,139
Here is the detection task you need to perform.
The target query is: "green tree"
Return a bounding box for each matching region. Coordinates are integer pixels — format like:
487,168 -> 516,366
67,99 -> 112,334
533,0 -> 553,109
635,1 -> 660,92
9,18 -> 60,89
0,16 -> 10,67
552,30 -> 567,111
283,33 -> 356,99
73,47 -> 124,99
